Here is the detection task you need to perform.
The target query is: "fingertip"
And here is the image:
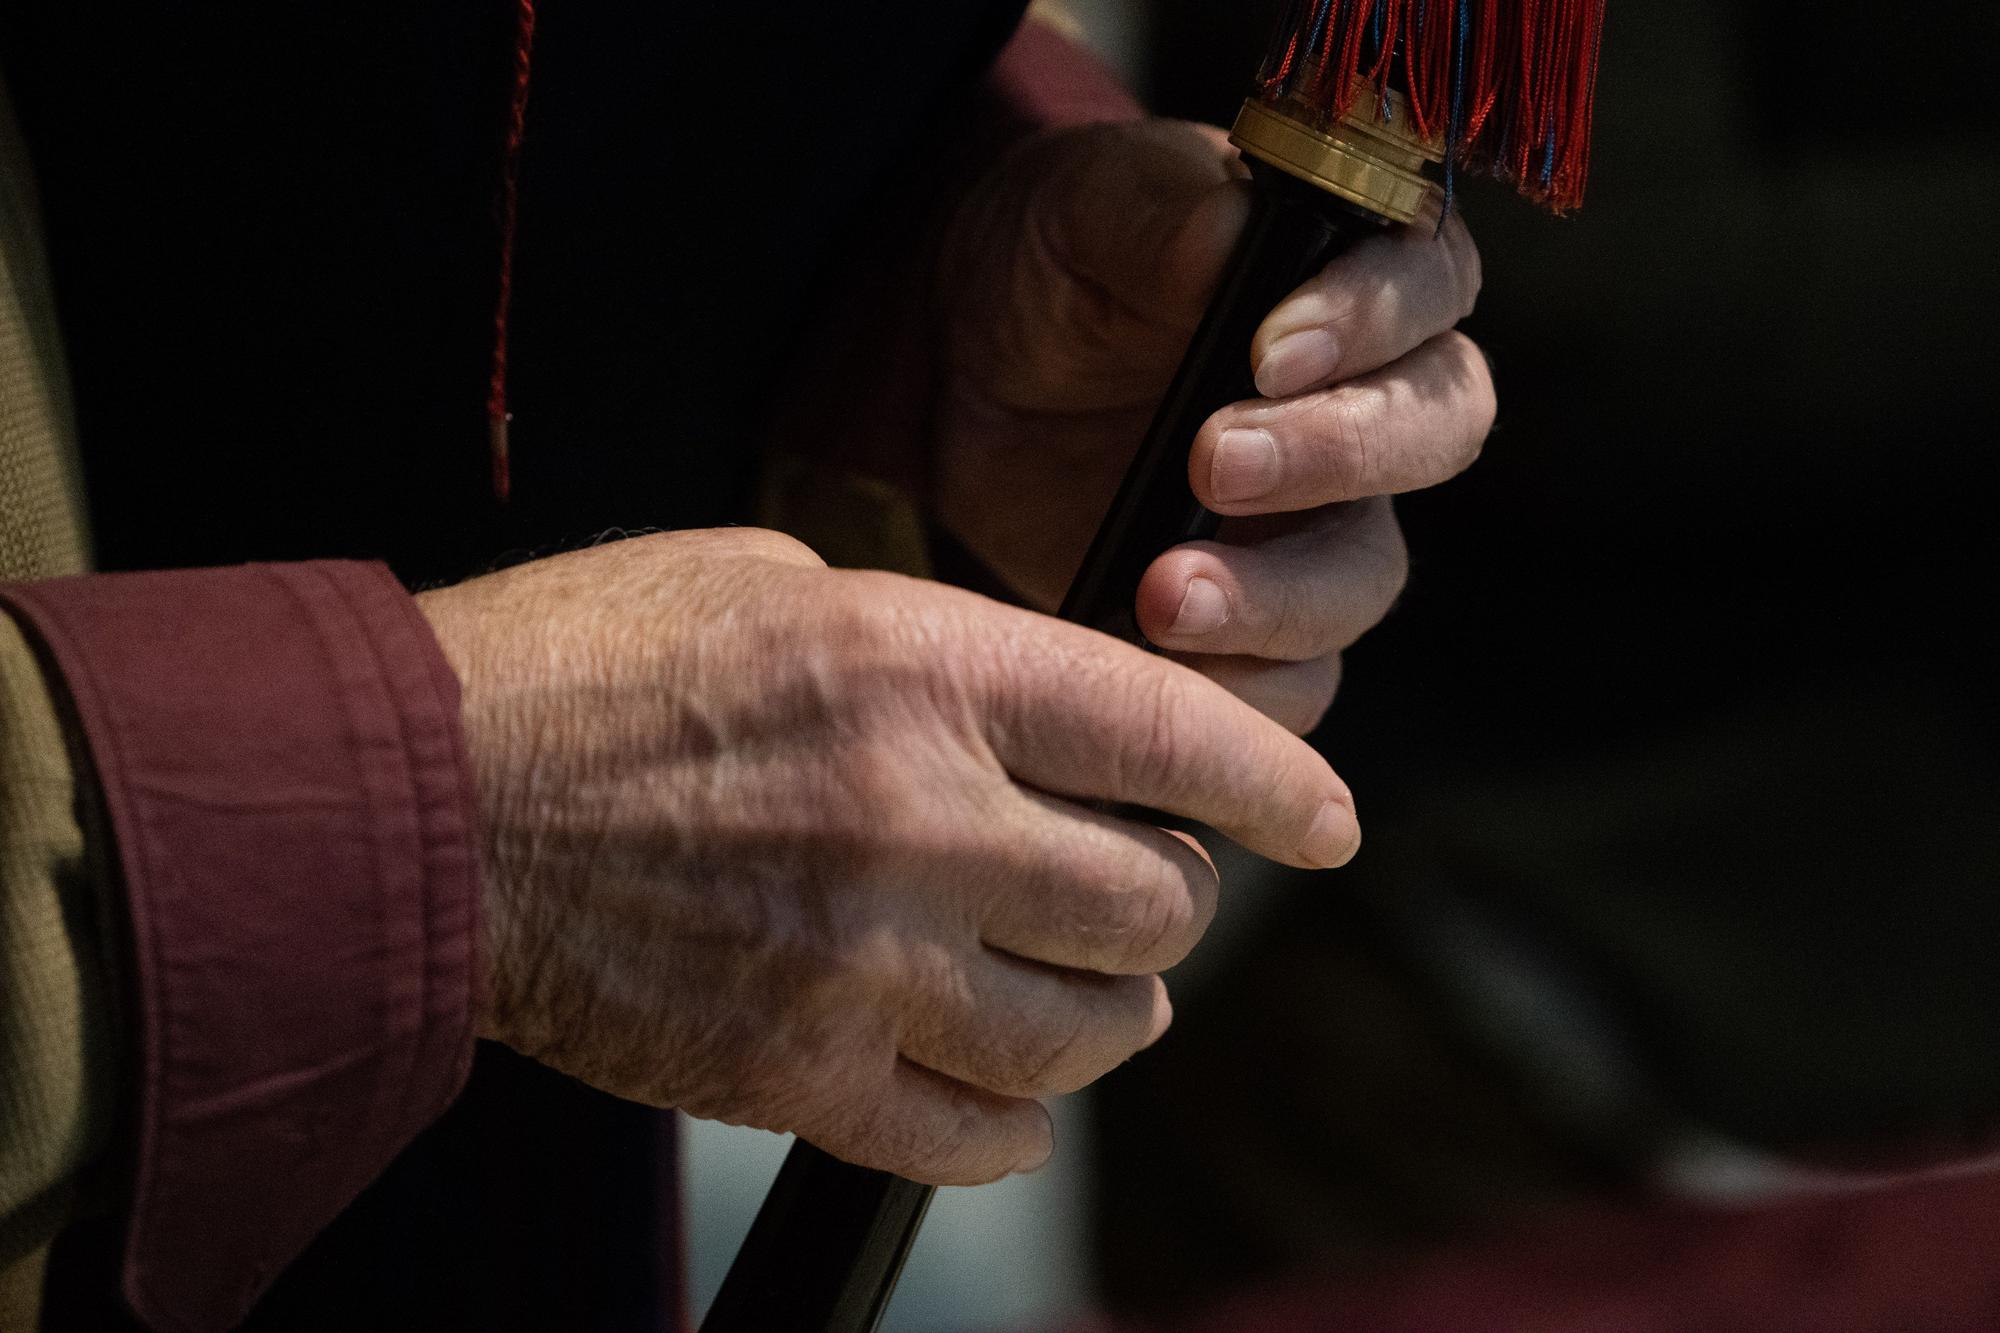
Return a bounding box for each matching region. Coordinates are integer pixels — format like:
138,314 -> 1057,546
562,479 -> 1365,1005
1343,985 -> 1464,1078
1300,793 -> 1361,870
1013,1101 -> 1057,1175
1134,549 -> 1225,647
1254,328 -> 1342,400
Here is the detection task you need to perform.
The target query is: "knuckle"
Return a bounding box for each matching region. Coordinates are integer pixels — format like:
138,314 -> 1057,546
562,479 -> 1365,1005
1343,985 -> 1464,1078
1007,975 -> 1161,1098
886,1082 -> 997,1185
859,1116 -> 939,1181
1441,214 -> 1485,318
1317,393 -> 1382,500
740,1023 -> 891,1145
1256,565 -> 1317,660
1465,344 -> 1499,442
1343,552 -> 1407,646
1108,867 -> 1200,973
1052,834 -> 1204,976
1445,329 -> 1496,399
1289,656 -> 1344,735
764,529 -> 827,566
1002,1005 -> 1095,1098
1117,668 -> 1186,794
1364,512 -> 1413,608
1312,283 -> 1363,342
826,740 -> 934,873
841,736 -> 910,812
827,573 -> 931,661
738,527 -> 828,569
1424,331 -> 1495,468
838,921 -> 919,1009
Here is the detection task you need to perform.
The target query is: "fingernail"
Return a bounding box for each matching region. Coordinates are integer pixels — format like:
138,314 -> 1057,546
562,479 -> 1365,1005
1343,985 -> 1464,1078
1209,428 -> 1280,505
1301,799 -> 1360,869
1256,328 -> 1341,399
1171,577 -> 1231,637
1016,1111 -> 1057,1174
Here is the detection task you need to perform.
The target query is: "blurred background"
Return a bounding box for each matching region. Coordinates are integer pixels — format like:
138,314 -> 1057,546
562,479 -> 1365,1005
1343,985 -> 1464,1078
692,1 -> 2000,1328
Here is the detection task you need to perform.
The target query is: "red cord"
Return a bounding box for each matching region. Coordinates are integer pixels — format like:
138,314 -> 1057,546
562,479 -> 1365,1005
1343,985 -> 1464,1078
488,0 -> 538,503
1254,0 -> 1605,213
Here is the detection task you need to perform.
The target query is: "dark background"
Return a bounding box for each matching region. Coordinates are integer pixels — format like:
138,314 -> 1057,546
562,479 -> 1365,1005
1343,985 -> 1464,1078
8,0 -> 1998,1324
1092,0 -> 2000,1320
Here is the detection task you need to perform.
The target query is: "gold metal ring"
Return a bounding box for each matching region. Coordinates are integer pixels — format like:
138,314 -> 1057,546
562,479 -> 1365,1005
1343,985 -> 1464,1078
1230,84 -> 1443,225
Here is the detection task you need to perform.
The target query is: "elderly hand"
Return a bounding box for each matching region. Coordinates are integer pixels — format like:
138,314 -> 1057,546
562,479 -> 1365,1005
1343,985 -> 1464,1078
936,119 -> 1495,733
418,530 -> 1355,1185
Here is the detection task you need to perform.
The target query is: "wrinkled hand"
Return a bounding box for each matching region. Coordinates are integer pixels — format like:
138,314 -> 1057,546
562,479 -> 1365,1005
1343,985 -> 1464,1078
936,119 -> 1495,733
418,530 -> 1355,1185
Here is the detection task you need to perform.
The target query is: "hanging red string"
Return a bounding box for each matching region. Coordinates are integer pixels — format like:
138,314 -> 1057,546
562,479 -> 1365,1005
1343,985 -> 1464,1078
1258,0 -> 1316,95
1366,0 -> 1410,92
1331,0 -> 1376,120
1462,0 -> 1503,146
1254,0 -> 1606,213
488,0 -> 538,504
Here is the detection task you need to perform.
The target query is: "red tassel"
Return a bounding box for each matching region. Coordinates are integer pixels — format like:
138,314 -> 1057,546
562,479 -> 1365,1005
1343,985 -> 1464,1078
1366,0 -> 1410,91
1309,1 -> 1345,104
1253,0 -> 1607,213
1333,0 -> 1375,117
487,0 -> 538,504
1463,0 -> 1502,145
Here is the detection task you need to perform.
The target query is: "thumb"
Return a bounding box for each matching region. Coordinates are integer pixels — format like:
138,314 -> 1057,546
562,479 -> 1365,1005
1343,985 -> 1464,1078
1044,121 -> 1250,334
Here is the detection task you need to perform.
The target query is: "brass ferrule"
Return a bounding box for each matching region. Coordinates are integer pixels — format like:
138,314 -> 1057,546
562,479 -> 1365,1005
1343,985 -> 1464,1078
1229,84 -> 1444,225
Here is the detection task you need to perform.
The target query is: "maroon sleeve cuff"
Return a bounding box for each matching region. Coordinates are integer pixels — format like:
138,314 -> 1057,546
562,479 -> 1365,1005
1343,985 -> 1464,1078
0,561 -> 481,1333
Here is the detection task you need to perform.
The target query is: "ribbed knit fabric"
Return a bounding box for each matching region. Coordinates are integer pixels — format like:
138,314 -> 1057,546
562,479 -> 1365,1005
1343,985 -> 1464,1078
0,74 -> 102,1331
0,75 -> 87,584
0,619 -> 111,1327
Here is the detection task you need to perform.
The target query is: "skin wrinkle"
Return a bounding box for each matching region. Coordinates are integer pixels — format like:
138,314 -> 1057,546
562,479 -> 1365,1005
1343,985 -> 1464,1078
418,530 -> 1351,1184
979,811 -> 1210,977
1203,332 -> 1493,515
1252,208 -> 1483,378
1044,125 -> 1242,327
1006,980 -> 1097,1100
404,102 -> 1490,1182
1074,801 -> 1211,962
958,124 -> 1240,416
1098,860 -> 1195,978
933,116 -> 1490,747
1259,280 -> 1364,367
1027,214 -> 1188,393
1165,496 -> 1409,664
1326,390 -> 1381,502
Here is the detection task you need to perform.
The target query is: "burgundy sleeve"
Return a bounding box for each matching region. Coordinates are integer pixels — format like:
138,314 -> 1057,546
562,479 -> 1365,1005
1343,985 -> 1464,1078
0,561 -> 481,1333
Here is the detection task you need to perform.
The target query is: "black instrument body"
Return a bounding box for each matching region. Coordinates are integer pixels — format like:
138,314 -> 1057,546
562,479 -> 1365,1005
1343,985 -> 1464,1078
702,158 -> 1388,1333
1061,162 -> 1385,640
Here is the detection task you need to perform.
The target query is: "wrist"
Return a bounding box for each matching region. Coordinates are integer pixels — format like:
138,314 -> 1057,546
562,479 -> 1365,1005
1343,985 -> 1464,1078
413,585 -> 512,1043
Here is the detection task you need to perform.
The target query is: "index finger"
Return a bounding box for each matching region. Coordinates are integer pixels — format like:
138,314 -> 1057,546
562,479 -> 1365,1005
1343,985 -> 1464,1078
980,615 -> 1360,869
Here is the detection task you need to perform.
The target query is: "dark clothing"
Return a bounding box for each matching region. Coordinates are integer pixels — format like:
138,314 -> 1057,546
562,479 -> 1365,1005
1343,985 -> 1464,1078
0,0 -> 1028,581
0,3 -> 1040,1328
